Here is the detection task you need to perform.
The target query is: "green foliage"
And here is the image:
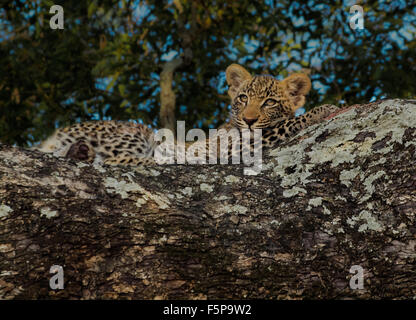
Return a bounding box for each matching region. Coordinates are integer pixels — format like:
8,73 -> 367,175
1,0 -> 415,146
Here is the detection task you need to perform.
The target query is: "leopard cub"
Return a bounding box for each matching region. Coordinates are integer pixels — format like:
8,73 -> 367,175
35,120 -> 157,166
224,63 -> 338,148
35,64 -> 339,166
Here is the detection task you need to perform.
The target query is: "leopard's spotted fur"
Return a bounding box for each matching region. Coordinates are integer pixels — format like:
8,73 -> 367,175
36,120 -> 157,165
36,64 -> 339,166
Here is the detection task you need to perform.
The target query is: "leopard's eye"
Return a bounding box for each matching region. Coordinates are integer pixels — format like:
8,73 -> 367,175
238,94 -> 248,103
264,99 -> 277,106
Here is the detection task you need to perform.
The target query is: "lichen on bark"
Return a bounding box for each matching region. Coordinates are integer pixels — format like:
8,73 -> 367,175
0,99 -> 415,299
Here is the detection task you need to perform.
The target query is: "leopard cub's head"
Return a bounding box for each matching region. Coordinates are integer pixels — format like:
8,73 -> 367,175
225,64 -> 311,129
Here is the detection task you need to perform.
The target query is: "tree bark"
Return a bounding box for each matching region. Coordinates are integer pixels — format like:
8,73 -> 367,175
0,99 -> 415,300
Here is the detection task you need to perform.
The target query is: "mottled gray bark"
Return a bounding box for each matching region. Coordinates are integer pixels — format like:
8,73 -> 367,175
0,99 -> 415,299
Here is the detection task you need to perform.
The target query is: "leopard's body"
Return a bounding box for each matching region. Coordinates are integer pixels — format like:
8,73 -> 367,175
36,64 -> 339,166
36,120 -> 157,165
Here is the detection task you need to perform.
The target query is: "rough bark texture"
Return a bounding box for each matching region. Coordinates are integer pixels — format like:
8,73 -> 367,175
0,99 -> 415,300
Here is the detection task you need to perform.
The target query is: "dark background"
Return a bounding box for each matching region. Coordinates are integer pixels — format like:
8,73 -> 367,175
1,0 -> 415,146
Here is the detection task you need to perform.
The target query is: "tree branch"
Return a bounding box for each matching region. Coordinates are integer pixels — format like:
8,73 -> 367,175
159,2 -> 196,131
0,99 -> 415,299
159,57 -> 183,132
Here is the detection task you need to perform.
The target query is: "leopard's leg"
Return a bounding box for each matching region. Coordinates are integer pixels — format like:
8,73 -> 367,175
263,104 -> 339,147
301,104 -> 339,124
221,130 -> 261,165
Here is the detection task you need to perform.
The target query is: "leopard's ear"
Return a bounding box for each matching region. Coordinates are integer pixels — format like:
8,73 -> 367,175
281,73 -> 311,109
226,64 -> 252,99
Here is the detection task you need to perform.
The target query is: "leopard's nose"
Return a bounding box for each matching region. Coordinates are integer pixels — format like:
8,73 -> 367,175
243,117 -> 258,126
